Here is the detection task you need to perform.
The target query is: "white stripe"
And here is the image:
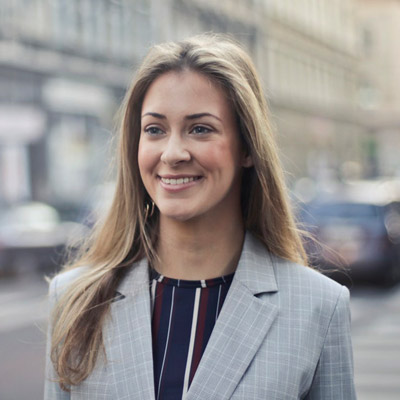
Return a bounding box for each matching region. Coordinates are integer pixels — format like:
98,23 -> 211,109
157,286 -> 175,400
215,285 -> 222,322
200,280 -> 206,288
182,287 -> 201,399
151,279 -> 157,314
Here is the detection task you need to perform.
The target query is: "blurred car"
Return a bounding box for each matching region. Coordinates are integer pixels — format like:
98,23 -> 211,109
300,180 -> 400,285
0,201 -> 89,276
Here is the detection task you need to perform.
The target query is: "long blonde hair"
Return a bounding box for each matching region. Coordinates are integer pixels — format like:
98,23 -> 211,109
50,33 -> 307,391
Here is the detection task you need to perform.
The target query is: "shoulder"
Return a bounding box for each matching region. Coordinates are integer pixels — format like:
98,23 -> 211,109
243,231 -> 348,307
48,266 -> 89,302
274,254 -> 345,292
270,254 -> 350,318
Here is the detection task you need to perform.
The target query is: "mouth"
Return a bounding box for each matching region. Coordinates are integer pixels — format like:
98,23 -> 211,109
158,176 -> 203,185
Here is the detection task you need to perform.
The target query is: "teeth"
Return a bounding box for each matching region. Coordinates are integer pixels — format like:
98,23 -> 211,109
161,177 -> 199,185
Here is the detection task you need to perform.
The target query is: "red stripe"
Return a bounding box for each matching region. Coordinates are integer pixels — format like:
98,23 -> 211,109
189,288 -> 209,383
152,282 -> 164,343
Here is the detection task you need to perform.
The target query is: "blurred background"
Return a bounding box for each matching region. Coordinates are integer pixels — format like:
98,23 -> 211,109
0,0 -> 399,399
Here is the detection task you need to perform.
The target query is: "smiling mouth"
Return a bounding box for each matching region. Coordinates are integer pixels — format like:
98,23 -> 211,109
159,176 -> 202,185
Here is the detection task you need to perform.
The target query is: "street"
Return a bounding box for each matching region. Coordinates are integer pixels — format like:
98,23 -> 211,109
0,276 -> 399,399
0,276 -> 48,400
351,284 -> 400,400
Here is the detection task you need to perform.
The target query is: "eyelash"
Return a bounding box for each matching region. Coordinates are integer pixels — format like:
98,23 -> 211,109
144,125 -> 213,136
144,127 -> 163,135
190,125 -> 212,135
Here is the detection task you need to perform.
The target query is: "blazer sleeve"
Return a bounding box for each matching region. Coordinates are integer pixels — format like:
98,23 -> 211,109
44,275 -> 70,400
305,286 -> 357,400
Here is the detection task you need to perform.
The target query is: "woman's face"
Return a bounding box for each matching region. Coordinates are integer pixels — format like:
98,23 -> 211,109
138,70 -> 252,223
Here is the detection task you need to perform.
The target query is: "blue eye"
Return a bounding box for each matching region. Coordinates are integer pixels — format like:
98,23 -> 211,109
145,127 -> 163,135
191,126 -> 211,135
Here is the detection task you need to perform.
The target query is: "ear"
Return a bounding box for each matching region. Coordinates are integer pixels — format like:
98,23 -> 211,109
241,152 -> 253,168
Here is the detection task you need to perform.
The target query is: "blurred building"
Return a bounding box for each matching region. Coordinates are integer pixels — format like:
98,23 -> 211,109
356,0 -> 400,177
149,0 -> 366,184
259,0 -> 363,184
0,0 -> 152,216
0,0 -> 373,215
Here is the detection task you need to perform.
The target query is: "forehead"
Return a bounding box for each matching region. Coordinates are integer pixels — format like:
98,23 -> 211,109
141,70 -> 233,117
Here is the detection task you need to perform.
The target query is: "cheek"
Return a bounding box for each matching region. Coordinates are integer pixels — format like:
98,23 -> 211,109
198,146 -> 220,168
199,141 -> 239,172
138,140 -> 156,177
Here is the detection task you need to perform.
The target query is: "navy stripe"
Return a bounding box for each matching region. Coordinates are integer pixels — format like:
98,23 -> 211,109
151,270 -> 234,400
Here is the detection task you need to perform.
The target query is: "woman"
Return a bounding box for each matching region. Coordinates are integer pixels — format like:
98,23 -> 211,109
45,34 -> 356,399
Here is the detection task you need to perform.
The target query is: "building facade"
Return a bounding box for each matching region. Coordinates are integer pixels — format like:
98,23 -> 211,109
356,0 -> 400,176
260,0 -> 363,187
150,0 -> 365,190
1,0 -> 369,213
0,0 -> 152,213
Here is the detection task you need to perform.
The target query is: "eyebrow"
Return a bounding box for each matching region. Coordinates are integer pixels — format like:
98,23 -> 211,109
141,112 -> 221,122
141,112 -> 166,119
185,113 -> 222,122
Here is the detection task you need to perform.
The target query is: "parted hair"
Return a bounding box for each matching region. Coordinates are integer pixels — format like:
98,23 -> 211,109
50,33 -> 308,391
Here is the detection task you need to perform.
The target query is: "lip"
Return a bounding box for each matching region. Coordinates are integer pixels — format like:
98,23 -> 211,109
157,175 -> 203,192
158,174 -> 201,179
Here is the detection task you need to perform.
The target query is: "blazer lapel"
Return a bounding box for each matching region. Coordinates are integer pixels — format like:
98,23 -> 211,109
186,233 -> 279,400
106,258 -> 156,400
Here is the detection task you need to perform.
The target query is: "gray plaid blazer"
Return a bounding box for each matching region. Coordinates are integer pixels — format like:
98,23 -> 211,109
45,232 -> 356,399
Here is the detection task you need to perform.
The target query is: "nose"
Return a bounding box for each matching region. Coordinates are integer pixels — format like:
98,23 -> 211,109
160,134 -> 191,166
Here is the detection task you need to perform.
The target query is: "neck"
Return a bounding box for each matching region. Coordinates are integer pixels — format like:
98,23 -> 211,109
154,215 -> 245,280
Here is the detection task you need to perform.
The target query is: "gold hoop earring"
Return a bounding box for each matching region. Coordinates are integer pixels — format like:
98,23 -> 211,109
145,201 -> 155,219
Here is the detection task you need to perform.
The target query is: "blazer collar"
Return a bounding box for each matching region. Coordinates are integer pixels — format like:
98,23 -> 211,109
116,231 -> 279,298
117,256 -> 150,297
109,231 -> 279,400
233,231 -> 278,295
186,232 -> 279,399
107,257 -> 154,399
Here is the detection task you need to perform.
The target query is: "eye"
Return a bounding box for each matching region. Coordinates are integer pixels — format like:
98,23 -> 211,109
144,126 -> 164,136
190,125 -> 212,135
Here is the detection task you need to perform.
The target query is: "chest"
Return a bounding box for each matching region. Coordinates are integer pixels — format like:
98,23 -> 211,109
68,290 -> 322,400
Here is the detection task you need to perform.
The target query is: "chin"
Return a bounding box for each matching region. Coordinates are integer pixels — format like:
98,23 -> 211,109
158,206 -> 200,223
161,212 -> 196,223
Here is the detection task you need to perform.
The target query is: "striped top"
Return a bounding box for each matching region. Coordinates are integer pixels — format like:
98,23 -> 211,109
150,268 -> 235,400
